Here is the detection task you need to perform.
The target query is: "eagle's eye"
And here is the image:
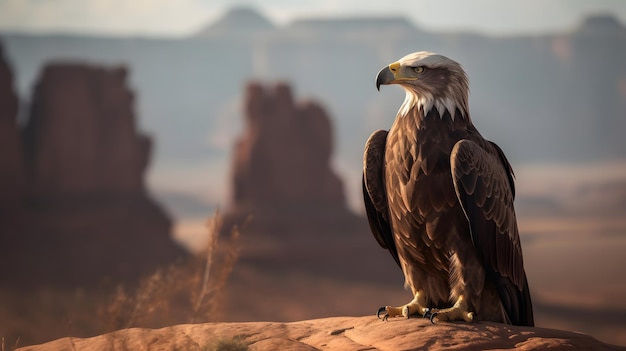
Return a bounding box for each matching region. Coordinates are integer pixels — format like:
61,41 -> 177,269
414,66 -> 425,74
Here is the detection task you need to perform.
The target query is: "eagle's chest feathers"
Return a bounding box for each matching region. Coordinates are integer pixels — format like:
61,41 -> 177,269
385,108 -> 467,241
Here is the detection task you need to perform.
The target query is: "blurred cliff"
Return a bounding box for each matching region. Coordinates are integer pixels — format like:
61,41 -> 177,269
0,46 -> 187,287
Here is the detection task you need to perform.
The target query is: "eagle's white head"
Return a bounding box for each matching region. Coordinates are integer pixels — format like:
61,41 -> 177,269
376,51 -> 469,120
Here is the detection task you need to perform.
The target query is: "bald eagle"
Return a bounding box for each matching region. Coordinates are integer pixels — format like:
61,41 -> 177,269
363,51 -> 534,326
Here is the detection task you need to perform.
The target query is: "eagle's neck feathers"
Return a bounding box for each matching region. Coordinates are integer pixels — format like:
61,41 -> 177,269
399,89 -> 469,125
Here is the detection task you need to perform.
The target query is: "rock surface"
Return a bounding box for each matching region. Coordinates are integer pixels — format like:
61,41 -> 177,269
17,316 -> 625,351
0,60 -> 187,286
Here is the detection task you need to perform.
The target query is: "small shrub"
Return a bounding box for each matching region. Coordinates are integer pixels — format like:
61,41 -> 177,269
203,336 -> 249,351
99,210 -> 243,330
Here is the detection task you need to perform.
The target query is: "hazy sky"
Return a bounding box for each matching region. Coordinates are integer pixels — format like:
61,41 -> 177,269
0,0 -> 625,37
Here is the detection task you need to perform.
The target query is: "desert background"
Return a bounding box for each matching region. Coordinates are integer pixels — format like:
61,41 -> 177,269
1,0 -> 626,348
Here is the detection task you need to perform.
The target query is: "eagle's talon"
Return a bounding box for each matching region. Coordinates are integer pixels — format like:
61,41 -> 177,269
376,306 -> 387,320
430,312 -> 439,324
422,308 -> 432,319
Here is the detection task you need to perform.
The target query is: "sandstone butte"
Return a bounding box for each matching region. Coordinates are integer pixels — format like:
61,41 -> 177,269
0,45 -> 187,287
17,316 -> 625,351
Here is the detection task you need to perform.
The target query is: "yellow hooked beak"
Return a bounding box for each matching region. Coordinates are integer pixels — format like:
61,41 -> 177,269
375,61 -> 417,91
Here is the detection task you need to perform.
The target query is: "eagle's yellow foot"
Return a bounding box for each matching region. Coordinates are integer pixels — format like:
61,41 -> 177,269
429,295 -> 474,323
377,291 -> 429,321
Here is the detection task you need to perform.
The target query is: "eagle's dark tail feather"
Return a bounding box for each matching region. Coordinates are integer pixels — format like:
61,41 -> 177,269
519,275 -> 535,327
496,274 -> 534,326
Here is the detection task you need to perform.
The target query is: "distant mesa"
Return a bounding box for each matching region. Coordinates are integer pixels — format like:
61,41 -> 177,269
194,6 -> 417,37
576,14 -> 625,34
193,7 -> 626,39
0,47 -> 188,287
195,6 -> 275,37
288,16 -> 416,33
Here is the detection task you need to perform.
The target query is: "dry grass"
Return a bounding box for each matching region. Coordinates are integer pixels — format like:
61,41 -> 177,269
202,336 -> 249,351
1,337 -> 21,351
0,211 -> 244,348
100,210 -> 242,331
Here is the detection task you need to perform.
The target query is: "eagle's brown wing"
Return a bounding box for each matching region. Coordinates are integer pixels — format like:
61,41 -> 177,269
362,130 -> 400,266
450,139 -> 534,326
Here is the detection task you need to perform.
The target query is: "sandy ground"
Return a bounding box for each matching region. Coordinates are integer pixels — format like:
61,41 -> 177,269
18,316 -> 624,351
